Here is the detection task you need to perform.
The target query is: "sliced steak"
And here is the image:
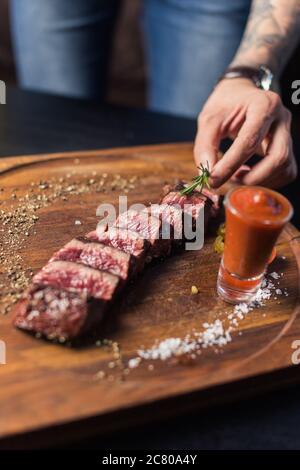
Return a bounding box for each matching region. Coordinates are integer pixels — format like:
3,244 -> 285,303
50,238 -> 134,280
161,182 -> 219,246
114,209 -> 171,258
86,226 -> 147,272
161,188 -> 204,219
142,204 -> 183,244
162,182 -> 219,221
161,182 -> 219,229
200,187 -> 219,217
13,182 -> 219,342
33,260 -> 120,300
13,284 -> 102,340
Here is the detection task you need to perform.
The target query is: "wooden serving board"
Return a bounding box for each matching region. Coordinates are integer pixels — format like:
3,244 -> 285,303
0,143 -> 300,449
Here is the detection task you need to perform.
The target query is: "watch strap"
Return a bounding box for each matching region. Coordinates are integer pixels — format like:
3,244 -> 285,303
218,65 -> 274,91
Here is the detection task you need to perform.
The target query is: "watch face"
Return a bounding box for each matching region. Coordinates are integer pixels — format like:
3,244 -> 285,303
259,66 -> 273,91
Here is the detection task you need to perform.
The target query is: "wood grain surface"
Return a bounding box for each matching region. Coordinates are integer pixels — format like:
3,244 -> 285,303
0,143 -> 299,449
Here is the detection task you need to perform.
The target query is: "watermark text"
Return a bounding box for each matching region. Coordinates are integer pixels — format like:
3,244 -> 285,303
0,80 -> 6,105
291,80 -> 300,105
96,197 -> 205,251
291,339 -> 300,365
0,340 -> 6,364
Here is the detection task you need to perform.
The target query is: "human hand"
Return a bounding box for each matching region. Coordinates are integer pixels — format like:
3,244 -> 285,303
194,78 -> 297,188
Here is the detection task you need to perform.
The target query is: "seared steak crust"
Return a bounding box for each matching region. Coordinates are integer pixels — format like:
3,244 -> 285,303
13,284 -> 104,340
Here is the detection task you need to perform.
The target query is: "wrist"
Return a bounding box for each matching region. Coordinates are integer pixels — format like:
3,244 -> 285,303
217,76 -> 281,95
217,76 -> 255,88
218,64 -> 276,92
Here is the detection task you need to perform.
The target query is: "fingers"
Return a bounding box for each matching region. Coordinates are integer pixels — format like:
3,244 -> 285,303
221,104 -> 247,138
210,105 -> 276,188
194,112 -> 224,173
241,112 -> 297,188
208,91 -> 283,188
210,118 -> 272,188
194,87 -> 295,189
230,164 -> 251,183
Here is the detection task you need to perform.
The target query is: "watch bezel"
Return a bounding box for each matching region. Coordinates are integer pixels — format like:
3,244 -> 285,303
258,65 -> 274,91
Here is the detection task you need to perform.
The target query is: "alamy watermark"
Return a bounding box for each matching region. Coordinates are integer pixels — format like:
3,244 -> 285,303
0,80 -> 6,105
291,80 -> 300,105
96,196 -> 205,251
291,340 -> 300,365
0,340 -> 6,364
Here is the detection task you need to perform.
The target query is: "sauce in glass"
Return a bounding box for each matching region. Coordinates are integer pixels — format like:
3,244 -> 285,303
217,186 -> 293,304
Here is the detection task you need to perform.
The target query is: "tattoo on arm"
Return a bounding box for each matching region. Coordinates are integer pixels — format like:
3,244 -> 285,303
231,0 -> 300,73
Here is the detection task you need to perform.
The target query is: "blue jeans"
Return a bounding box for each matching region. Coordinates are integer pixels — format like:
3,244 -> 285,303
10,0 -> 251,117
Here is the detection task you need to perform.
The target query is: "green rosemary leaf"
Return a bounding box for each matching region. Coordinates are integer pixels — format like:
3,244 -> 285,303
180,163 -> 211,196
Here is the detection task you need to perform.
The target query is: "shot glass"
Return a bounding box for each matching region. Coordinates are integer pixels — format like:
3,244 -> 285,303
217,186 -> 293,304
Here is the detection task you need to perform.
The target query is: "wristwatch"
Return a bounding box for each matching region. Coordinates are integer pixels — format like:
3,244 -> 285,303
218,65 -> 274,91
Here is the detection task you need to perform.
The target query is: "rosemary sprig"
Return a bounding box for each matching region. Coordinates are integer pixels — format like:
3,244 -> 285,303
180,163 -> 211,196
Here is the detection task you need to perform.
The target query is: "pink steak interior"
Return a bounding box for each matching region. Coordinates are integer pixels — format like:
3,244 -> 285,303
115,210 -> 161,245
51,238 -> 131,280
86,227 -> 147,260
33,261 -> 119,300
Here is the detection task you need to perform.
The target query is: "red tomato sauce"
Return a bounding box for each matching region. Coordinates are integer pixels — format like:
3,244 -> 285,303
223,186 -> 293,280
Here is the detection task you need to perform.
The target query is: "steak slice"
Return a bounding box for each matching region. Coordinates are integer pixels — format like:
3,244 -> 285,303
86,226 -> 147,272
114,209 -> 171,258
14,261 -> 120,341
143,204 -> 183,243
161,182 -> 219,231
200,187 -> 219,217
161,188 -> 205,221
49,238 -> 134,280
13,284 -> 101,340
33,261 -> 120,300
162,182 -> 219,222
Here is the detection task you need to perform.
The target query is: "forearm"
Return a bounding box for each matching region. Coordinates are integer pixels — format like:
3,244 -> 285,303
231,0 -> 300,74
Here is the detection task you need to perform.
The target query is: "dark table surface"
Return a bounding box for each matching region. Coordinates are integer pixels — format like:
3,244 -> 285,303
1,87 -> 300,450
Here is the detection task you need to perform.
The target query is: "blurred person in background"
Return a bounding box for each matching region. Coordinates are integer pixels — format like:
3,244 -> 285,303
10,0 -> 300,187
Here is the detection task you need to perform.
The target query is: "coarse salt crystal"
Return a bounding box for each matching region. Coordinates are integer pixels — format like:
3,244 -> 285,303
128,357 -> 141,369
137,320 -> 232,363
270,272 -> 280,279
75,220 -> 82,225
27,310 -> 40,320
234,303 -> 250,315
261,278 -> 267,288
128,274 -> 287,370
